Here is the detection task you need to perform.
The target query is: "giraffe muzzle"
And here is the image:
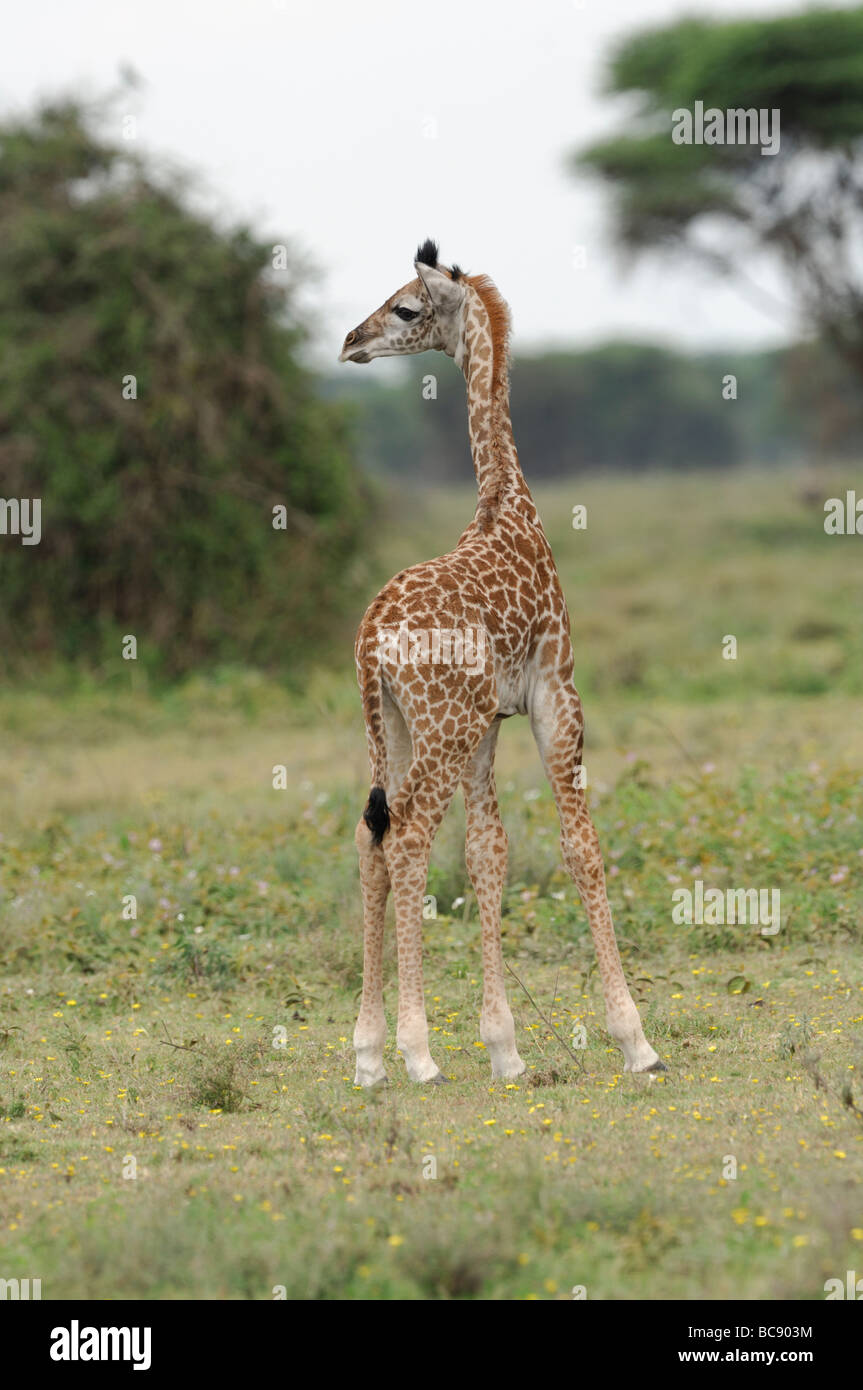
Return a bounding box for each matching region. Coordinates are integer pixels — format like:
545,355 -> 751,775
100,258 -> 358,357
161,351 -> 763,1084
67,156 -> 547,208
339,328 -> 371,364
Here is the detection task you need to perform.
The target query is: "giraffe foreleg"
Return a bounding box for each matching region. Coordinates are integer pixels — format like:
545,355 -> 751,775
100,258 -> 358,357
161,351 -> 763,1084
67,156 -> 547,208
529,678 -> 664,1075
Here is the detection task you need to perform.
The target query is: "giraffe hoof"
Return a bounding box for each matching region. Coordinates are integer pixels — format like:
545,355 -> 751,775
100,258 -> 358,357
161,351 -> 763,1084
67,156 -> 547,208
354,1071 -> 388,1088
430,1072 -> 450,1086
627,1059 -> 668,1077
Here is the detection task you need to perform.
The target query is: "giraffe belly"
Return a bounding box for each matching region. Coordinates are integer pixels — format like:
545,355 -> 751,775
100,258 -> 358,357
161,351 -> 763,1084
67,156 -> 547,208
494,666 -> 527,718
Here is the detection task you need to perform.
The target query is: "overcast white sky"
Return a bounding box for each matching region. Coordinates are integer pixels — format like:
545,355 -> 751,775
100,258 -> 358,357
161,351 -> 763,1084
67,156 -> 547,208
3,0 -> 829,365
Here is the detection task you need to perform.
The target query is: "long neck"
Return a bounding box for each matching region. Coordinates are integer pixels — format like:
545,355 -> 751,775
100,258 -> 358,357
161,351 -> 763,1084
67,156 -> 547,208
459,285 -> 530,529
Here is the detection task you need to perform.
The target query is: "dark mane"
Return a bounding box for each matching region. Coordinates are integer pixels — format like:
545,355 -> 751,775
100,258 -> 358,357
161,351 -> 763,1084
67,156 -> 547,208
466,273 -> 512,397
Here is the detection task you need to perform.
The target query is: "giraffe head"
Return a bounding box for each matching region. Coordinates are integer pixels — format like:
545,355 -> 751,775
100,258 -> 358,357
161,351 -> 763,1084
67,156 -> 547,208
339,239 -> 466,364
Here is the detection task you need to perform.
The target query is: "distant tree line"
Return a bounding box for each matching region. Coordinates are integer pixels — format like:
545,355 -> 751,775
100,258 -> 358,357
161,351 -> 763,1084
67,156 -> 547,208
328,337 -> 863,482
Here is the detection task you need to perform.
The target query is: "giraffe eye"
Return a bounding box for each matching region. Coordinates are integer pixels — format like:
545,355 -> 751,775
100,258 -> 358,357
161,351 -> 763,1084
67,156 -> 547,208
394,306 -> 419,322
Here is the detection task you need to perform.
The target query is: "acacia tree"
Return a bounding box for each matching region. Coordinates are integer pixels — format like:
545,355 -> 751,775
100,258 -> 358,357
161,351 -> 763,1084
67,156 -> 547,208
572,8 -> 863,379
0,96 -> 371,678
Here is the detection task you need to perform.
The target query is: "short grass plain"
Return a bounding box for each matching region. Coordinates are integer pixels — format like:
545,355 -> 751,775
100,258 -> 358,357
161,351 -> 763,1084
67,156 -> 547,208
1,467 -> 862,1300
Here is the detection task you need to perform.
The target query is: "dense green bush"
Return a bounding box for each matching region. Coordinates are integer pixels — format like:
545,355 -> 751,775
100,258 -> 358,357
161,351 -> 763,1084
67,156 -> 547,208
0,97 -> 371,679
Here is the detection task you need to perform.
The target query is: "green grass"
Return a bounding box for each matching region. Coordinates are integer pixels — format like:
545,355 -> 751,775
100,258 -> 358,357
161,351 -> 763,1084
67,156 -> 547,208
1,466 -> 862,1299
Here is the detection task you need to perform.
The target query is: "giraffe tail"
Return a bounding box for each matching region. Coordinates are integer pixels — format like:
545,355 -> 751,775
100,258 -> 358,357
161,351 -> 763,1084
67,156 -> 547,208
359,636 -> 390,844
363,785 -> 390,844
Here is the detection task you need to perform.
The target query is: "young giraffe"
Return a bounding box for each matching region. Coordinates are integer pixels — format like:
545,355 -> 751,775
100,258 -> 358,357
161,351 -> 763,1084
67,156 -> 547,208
339,240 -> 663,1086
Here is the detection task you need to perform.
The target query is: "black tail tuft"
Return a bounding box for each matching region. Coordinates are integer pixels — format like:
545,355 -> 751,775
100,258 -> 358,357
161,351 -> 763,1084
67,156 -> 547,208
363,786 -> 390,844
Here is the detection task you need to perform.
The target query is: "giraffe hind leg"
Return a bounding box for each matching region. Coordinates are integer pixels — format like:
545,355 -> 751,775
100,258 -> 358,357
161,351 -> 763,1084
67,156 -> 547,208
354,819 -> 390,1086
463,721 -> 525,1081
353,688 -> 412,1086
384,718 -> 493,1083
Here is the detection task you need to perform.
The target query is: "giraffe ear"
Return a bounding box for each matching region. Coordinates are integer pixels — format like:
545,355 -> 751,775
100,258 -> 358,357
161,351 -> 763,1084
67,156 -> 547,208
415,260 -> 464,314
